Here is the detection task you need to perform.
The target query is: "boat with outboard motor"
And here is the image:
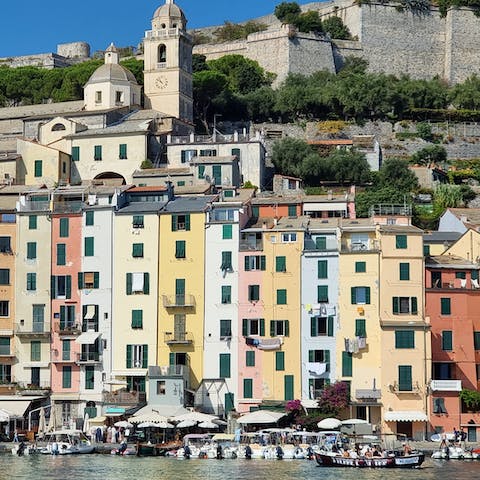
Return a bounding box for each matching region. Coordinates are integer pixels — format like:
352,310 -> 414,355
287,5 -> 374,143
40,429 -> 95,454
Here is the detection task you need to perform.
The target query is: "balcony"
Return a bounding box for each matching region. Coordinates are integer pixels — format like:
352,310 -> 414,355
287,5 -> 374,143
53,201 -> 83,214
16,322 -> 51,338
355,389 -> 382,401
164,331 -> 194,345
430,379 -> 462,392
389,381 -> 421,394
17,200 -> 51,212
341,240 -> 380,253
76,352 -> 102,364
162,294 -> 196,308
54,322 -> 81,336
0,349 -> 15,359
102,389 -> 146,405
427,280 -> 480,292
239,240 -> 263,251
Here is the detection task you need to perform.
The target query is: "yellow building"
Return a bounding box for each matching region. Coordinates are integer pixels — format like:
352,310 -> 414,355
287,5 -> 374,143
157,196 -> 214,393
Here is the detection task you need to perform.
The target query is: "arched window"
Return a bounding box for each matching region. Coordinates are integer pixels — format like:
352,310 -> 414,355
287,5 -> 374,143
51,123 -> 66,131
161,23 -> 166,29
158,44 -> 166,63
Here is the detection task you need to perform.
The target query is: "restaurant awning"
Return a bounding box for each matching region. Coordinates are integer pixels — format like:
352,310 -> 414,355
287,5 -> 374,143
75,330 -> 101,344
84,305 -> 96,320
105,407 -> 125,417
0,400 -> 34,420
384,411 -> 428,422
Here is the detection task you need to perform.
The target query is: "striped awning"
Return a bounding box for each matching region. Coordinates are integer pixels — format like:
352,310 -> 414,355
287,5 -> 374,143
384,411 -> 428,422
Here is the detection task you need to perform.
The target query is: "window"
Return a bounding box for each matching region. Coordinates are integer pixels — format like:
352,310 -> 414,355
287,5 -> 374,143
424,244 -> 430,256
342,351 -> 352,377
396,235 -> 407,249
284,375 -> 294,401
59,218 -> 69,237
181,150 -> 197,163
212,165 -> 222,185
399,263 -> 410,281
200,149 -> 217,157
33,305 -> 44,332
54,244 -> 66,267
433,397 -> 447,414
119,144 -> 127,159
0,364 -> 11,382
315,236 -> 327,250
276,256 -> 287,272
126,272 -> 149,295
277,289 -> 287,305
132,215 -> 144,228
219,353 -> 231,378
0,337 -> 10,355
221,286 -> 231,304
220,319 -> 231,339
62,366 -> 72,388
34,160 -> 42,177
198,165 -> 205,179
392,297 -> 418,314
0,301 -> 9,317
0,269 -> 9,285
317,285 -> 329,303
175,240 -> 186,259
248,285 -> 260,302
309,349 -> 330,371
311,316 -> 334,337
221,251 -> 233,271
395,330 -> 415,348
244,255 -> 266,271
433,362 -> 453,380
27,242 -> 37,259
355,319 -> 366,337
85,211 -> 94,226
0,236 -> 11,253
355,261 -> 366,273
95,91 -> 102,103
85,366 -> 95,390
243,378 -> 253,398
175,279 -> 185,303
132,243 -> 144,258
270,320 -> 289,337
242,318 -> 265,336
131,310 -> 143,329
455,271 -> 466,279
31,367 -> 40,387
158,44 -> 167,63
211,209 -> 234,222
30,341 -> 41,361
60,306 -> 75,330
351,287 -> 370,304
474,332 -> 480,350
231,148 -> 241,160
246,350 -> 255,367
27,272 -> 37,291
172,214 -> 190,231
398,365 -> 412,391
78,272 -> 99,289
222,224 -> 232,239
94,145 -> 102,161
276,351 -> 285,371
288,205 -> 297,217
51,275 -> 72,299
442,330 -> 453,351
281,233 -> 297,243
441,298 -> 451,315
126,344 -> 148,368
72,146 -> 80,162
29,215 -> 37,229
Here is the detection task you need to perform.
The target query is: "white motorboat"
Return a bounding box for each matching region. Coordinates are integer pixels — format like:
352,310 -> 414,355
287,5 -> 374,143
41,429 -> 95,455
11,442 -> 38,456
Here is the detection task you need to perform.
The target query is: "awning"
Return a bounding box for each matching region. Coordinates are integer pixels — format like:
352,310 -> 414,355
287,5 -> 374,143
384,411 -> 428,422
0,400 -> 33,419
84,305 -> 95,320
75,330 -> 101,344
89,416 -> 107,425
106,407 -> 125,417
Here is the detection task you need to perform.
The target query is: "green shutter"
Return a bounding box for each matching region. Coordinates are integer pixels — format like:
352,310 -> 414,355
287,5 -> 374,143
26,273 -> 36,291
398,365 -> 412,391
63,341 -> 70,362
251,206 -> 259,218
242,319 -> 248,337
285,320 -> 289,336
51,276 -> 56,299
351,287 -> 356,304
27,242 -> 36,259
276,351 -> 285,371
66,276 -> 71,299
355,261 -> 366,273
325,350 -> 330,371
246,350 -> 255,367
365,287 -> 371,304
171,215 -> 178,231
62,366 -> 72,388
284,375 -> 294,401
29,215 -> 37,229
396,234 -> 407,249
85,237 -> 94,256
441,297 -> 451,315
475,332 -> 480,350
260,319 -> 265,336
221,251 -> 232,270
176,278 -> 185,295
276,256 -> 286,272
317,285 -> 328,303
393,297 -> 399,314
212,165 -> 222,185
185,214 -> 191,231
473,270 -> 479,281
85,366 -> 95,390
316,236 -> 326,250
34,160 -> 42,177
30,341 -> 41,361
219,353 -> 231,378
198,165 -> 205,179
270,320 -> 275,337
169,353 -> 175,365
231,148 -> 241,160
142,345 -> 148,368
260,256 -> 266,270
243,378 -> 253,398
57,244 -> 66,265
288,205 -> 297,217
119,143 -> 127,159
94,145 -> 102,160
400,262 -> 410,280
59,306 -> 66,329
442,330 -> 453,351
311,317 -> 318,337
133,243 -> 144,258
223,224 -> 232,239
244,256 -> 250,271
143,273 -> 150,294
308,350 -> 314,362
318,260 -> 328,278
85,210 -> 94,226
355,319 -> 366,337
175,240 -> 186,258
59,218 -> 69,237
72,146 -> 80,161
342,352 -> 353,377
126,273 -> 132,295
395,330 -> 415,348
126,345 -> 132,368
327,316 -> 334,336
132,310 -> 143,329
225,393 -> 234,413
411,297 -> 418,314
277,289 -> 287,304
78,272 -> 84,290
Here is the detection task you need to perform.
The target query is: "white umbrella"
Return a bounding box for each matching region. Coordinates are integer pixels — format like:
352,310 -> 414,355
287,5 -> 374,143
137,421 -> 174,429
317,418 -> 342,430
237,410 -> 286,424
82,412 -> 90,434
176,419 -> 197,428
341,418 -> 368,425
114,420 -> 133,428
130,413 -> 170,424
171,412 -> 219,423
198,421 -> 219,429
38,407 -> 46,437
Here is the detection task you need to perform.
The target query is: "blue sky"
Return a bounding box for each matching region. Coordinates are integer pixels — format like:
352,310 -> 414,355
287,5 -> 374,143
0,0 -> 315,58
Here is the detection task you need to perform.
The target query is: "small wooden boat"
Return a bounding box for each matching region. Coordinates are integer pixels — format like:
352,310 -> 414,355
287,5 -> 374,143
315,451 -> 425,468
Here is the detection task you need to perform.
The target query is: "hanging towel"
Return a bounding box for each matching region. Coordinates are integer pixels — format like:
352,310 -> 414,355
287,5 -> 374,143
353,338 -> 359,354
357,336 -> 367,349
307,362 -> 327,376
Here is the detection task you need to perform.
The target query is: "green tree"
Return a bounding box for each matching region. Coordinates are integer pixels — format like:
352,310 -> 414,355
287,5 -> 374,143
411,145 -> 447,165
416,122 -> 434,141
434,184 -> 465,209
449,75 -> 480,110
322,16 -> 351,39
326,149 -> 371,184
376,157 -> 419,192
243,86 -> 278,122
192,54 -> 208,73
355,186 -> 408,217
271,137 -> 315,177
274,2 -> 302,22
294,11 -> 323,33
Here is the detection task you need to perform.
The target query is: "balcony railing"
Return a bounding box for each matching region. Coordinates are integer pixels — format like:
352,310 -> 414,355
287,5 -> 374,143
54,322 -> 81,335
162,294 -> 196,308
355,389 -> 382,400
17,201 -> 51,212
102,389 -> 147,405
76,352 -> 102,364
53,201 -> 83,214
239,240 -> 263,251
341,240 -> 380,253
430,380 -> 462,392
164,332 -> 194,345
16,322 -> 51,337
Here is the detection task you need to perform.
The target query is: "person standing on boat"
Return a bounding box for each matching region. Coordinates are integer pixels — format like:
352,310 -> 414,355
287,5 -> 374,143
460,427 -> 467,449
402,442 -> 412,456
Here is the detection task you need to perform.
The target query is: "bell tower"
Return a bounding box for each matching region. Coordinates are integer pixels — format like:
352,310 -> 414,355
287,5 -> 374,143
143,0 -> 193,123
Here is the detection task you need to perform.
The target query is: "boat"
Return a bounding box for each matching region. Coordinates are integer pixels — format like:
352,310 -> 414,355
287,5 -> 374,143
40,429 -> 95,455
11,442 -> 39,456
432,444 -> 480,459
315,451 -> 425,468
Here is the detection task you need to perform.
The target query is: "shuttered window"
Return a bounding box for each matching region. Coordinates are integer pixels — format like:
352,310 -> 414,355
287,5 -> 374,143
317,260 -> 328,279
315,236 -> 326,250
284,375 -> 294,401
441,298 -> 451,315
442,330 -> 453,351
131,310 -> 143,329
57,244 -> 66,265
246,351 -> 255,367
71,146 -> 80,161
395,330 -> 415,348
243,378 -> 253,398
26,273 -> 36,291
221,286 -> 231,304
84,237 -> 94,256
317,285 -> 328,303
29,215 -> 37,229
219,353 -> 231,378
396,235 -> 407,249
132,243 -> 144,258
119,143 -> 127,159
288,205 -> 297,217
342,352 -> 352,377
474,331 -> 480,350
175,240 -> 186,258
222,224 -> 232,239
30,341 -> 41,361
276,256 -> 286,272
85,366 -> 95,390
59,218 -> 69,237
277,289 -> 287,305
34,160 -> 42,177
399,262 -> 410,280
276,351 -> 285,371
85,211 -> 94,226
351,287 -> 370,304
27,242 -> 37,259
398,365 -> 412,391
62,366 -> 72,388
355,319 -> 366,337
94,145 -> 102,160
355,261 -> 366,273
248,285 -> 260,302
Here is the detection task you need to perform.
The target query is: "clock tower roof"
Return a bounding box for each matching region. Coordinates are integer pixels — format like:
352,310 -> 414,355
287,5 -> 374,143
153,0 -> 186,26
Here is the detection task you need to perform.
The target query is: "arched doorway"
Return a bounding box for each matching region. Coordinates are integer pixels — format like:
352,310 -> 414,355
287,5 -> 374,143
93,172 -> 126,185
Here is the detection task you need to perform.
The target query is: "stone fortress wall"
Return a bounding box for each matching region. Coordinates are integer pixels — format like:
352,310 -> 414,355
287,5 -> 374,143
193,0 -> 480,85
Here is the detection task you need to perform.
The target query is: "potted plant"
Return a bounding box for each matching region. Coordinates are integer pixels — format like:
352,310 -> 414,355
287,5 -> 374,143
459,388 -> 480,412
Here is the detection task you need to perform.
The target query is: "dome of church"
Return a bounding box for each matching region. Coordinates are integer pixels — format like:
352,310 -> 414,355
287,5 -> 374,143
153,0 -> 186,23
86,63 -> 138,85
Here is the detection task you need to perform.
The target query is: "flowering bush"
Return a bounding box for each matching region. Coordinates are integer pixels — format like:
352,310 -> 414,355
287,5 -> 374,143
285,399 -> 303,413
317,382 -> 350,416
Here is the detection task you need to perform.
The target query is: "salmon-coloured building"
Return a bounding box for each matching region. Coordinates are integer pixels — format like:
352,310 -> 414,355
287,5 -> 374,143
426,255 -> 480,442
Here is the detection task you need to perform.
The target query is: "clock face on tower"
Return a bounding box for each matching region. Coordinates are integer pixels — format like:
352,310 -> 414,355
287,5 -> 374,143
155,75 -> 168,90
